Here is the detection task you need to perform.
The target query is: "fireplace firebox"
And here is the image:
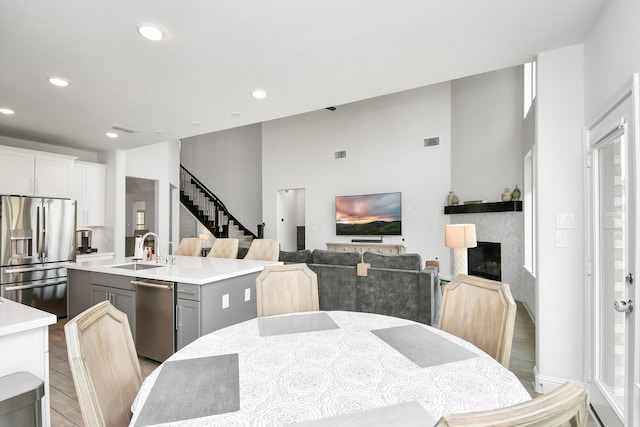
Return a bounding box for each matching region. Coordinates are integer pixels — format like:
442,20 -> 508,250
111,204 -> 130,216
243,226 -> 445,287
468,241 -> 501,281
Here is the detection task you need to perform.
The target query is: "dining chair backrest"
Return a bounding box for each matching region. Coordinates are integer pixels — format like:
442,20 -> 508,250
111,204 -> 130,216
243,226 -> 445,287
64,300 -> 143,427
174,237 -> 202,256
438,274 -> 516,367
256,263 -> 319,317
207,238 -> 239,259
435,382 -> 588,426
244,239 -> 280,261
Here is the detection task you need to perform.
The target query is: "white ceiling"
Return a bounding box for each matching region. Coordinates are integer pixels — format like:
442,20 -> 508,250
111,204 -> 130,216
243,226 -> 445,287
0,0 -> 605,152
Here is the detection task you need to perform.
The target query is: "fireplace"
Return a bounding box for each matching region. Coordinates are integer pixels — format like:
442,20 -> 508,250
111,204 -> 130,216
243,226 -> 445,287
468,241 -> 501,281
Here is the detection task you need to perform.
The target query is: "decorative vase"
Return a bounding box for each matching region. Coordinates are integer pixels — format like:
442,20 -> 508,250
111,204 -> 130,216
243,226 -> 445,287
447,191 -> 459,206
511,185 -> 521,201
501,188 -> 512,202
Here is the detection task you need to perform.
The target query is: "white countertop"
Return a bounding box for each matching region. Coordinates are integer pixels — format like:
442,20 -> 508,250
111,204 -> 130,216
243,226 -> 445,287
0,298 -> 57,337
66,256 -> 282,285
76,252 -> 115,261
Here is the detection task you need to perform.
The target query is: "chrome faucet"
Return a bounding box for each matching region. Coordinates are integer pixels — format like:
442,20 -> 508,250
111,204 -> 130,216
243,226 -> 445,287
165,241 -> 176,265
139,232 -> 161,263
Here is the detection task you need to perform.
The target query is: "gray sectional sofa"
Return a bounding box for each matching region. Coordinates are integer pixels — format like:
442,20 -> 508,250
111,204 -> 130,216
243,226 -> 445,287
278,249 -> 440,325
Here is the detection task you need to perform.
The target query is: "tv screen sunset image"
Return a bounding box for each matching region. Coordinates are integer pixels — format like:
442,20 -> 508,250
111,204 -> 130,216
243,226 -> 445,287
335,192 -> 402,235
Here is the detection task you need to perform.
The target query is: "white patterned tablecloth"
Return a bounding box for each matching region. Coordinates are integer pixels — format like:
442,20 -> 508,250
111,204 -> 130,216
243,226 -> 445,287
130,311 -> 531,426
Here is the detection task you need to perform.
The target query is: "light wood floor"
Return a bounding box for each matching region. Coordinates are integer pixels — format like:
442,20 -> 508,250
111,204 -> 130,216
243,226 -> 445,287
47,303 -> 592,426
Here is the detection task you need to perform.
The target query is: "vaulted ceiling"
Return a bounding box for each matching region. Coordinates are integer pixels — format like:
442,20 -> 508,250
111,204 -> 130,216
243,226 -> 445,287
0,0 -> 605,152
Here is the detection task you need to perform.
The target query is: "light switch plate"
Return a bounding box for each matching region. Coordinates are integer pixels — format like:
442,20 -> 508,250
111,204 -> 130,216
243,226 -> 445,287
555,231 -> 568,248
244,288 -> 251,302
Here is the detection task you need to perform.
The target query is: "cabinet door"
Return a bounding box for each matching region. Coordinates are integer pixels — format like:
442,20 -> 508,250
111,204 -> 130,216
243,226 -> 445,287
68,270 -> 92,319
74,162 -> 106,226
92,285 -> 136,340
0,147 -> 35,195
176,298 -> 200,351
35,152 -> 75,198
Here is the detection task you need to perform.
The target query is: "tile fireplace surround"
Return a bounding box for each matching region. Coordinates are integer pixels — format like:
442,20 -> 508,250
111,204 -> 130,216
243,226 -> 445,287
448,211 -> 524,301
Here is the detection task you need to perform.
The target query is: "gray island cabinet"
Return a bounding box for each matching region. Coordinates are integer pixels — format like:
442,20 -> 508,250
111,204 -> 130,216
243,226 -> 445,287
66,256 -> 281,353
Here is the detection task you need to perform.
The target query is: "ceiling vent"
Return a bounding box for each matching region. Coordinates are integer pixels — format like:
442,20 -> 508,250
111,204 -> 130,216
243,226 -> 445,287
424,137 -> 440,147
335,150 -> 347,159
111,124 -> 140,134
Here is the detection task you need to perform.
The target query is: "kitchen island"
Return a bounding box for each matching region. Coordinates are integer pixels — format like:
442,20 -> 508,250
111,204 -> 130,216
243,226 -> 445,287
66,256 -> 282,356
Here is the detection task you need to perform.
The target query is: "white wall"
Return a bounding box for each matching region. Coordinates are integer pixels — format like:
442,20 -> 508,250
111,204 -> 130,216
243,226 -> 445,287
262,83 -> 453,265
534,44 -> 585,390
181,124 -> 263,235
451,66 -> 524,202
584,0 -> 640,124
122,140 -> 180,257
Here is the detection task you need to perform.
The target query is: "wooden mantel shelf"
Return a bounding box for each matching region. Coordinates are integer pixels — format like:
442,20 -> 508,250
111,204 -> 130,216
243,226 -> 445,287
444,201 -> 522,214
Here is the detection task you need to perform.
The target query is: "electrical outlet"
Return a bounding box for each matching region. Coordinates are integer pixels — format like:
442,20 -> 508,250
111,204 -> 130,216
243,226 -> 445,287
222,294 -> 229,309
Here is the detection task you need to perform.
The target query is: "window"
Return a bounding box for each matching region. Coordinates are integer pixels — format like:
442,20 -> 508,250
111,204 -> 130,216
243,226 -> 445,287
524,61 -> 537,118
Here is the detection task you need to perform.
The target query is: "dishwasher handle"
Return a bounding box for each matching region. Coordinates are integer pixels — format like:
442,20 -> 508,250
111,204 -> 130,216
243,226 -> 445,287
130,280 -> 174,290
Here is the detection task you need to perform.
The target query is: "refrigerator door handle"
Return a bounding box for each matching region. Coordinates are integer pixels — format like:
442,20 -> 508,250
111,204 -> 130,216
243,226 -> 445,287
4,278 -> 67,291
4,264 -> 65,274
41,202 -> 48,260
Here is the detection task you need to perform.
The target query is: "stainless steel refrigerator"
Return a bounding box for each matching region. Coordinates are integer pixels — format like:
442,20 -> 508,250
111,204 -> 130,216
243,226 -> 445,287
0,196 -> 76,317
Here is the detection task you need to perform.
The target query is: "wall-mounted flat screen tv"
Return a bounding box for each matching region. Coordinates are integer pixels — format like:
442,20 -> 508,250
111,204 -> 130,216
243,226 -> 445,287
335,192 -> 402,236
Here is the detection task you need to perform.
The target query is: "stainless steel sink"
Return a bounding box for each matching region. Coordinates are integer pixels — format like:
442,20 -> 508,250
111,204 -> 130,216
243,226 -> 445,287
108,263 -> 163,271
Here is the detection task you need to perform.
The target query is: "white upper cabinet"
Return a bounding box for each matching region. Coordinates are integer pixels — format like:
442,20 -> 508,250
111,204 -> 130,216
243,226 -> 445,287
0,145 -> 76,198
0,146 -> 35,195
74,161 -> 106,227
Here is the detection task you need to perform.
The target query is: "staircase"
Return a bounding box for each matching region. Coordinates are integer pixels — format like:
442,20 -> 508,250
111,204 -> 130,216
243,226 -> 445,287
180,165 -> 256,247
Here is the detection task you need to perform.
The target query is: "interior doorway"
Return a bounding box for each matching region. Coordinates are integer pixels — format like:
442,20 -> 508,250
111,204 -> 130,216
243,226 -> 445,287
276,189 -> 305,252
125,177 -> 158,256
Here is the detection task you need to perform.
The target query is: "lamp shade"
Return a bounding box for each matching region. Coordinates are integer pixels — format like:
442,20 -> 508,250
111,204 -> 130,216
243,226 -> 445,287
444,224 -> 477,248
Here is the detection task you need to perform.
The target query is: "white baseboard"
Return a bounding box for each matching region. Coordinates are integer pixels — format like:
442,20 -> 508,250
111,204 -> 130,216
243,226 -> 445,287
533,366 -> 586,394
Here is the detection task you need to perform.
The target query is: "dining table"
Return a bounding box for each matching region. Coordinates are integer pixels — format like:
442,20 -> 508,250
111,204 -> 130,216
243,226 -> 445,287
129,310 -> 531,427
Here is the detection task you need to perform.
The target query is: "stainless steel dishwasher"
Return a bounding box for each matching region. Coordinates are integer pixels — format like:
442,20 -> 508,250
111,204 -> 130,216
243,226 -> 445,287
131,278 -> 175,362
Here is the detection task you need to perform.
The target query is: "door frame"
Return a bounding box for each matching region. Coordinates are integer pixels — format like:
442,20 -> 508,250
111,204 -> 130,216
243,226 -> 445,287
586,74 -> 639,427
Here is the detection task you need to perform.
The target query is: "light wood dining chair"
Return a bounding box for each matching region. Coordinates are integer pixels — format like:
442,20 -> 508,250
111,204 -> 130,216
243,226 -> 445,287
64,300 -> 143,427
174,237 -> 203,256
207,237 -> 239,259
435,381 -> 588,426
256,263 -> 319,317
244,239 -> 280,261
438,274 -> 517,367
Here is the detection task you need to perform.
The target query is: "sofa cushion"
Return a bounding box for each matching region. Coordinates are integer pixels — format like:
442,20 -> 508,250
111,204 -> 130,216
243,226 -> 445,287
279,249 -> 313,264
362,252 -> 422,272
311,249 -> 361,266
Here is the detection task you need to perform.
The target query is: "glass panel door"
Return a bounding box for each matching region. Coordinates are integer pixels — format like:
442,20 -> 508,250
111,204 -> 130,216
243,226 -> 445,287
588,78 -> 638,426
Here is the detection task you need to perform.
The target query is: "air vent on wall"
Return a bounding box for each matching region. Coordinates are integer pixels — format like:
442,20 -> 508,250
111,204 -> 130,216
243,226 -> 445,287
335,150 -> 347,159
111,124 -> 140,134
424,137 -> 440,147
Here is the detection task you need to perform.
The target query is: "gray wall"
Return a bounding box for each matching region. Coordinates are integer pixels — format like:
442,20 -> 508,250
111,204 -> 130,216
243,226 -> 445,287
181,124 -> 263,235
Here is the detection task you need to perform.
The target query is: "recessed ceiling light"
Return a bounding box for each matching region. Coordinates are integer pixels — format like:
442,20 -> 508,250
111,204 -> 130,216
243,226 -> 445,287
106,132 -> 118,138
137,24 -> 165,41
191,121 -> 201,126
0,108 -> 15,115
155,130 -> 165,134
230,111 -> 241,116
48,77 -> 69,87
252,89 -> 267,99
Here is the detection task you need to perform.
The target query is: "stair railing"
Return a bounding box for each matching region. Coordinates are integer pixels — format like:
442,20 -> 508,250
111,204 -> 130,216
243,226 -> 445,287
180,165 -> 257,240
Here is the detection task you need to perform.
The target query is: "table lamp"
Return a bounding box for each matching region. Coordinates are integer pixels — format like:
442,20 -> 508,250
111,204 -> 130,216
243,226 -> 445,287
445,224 -> 477,277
